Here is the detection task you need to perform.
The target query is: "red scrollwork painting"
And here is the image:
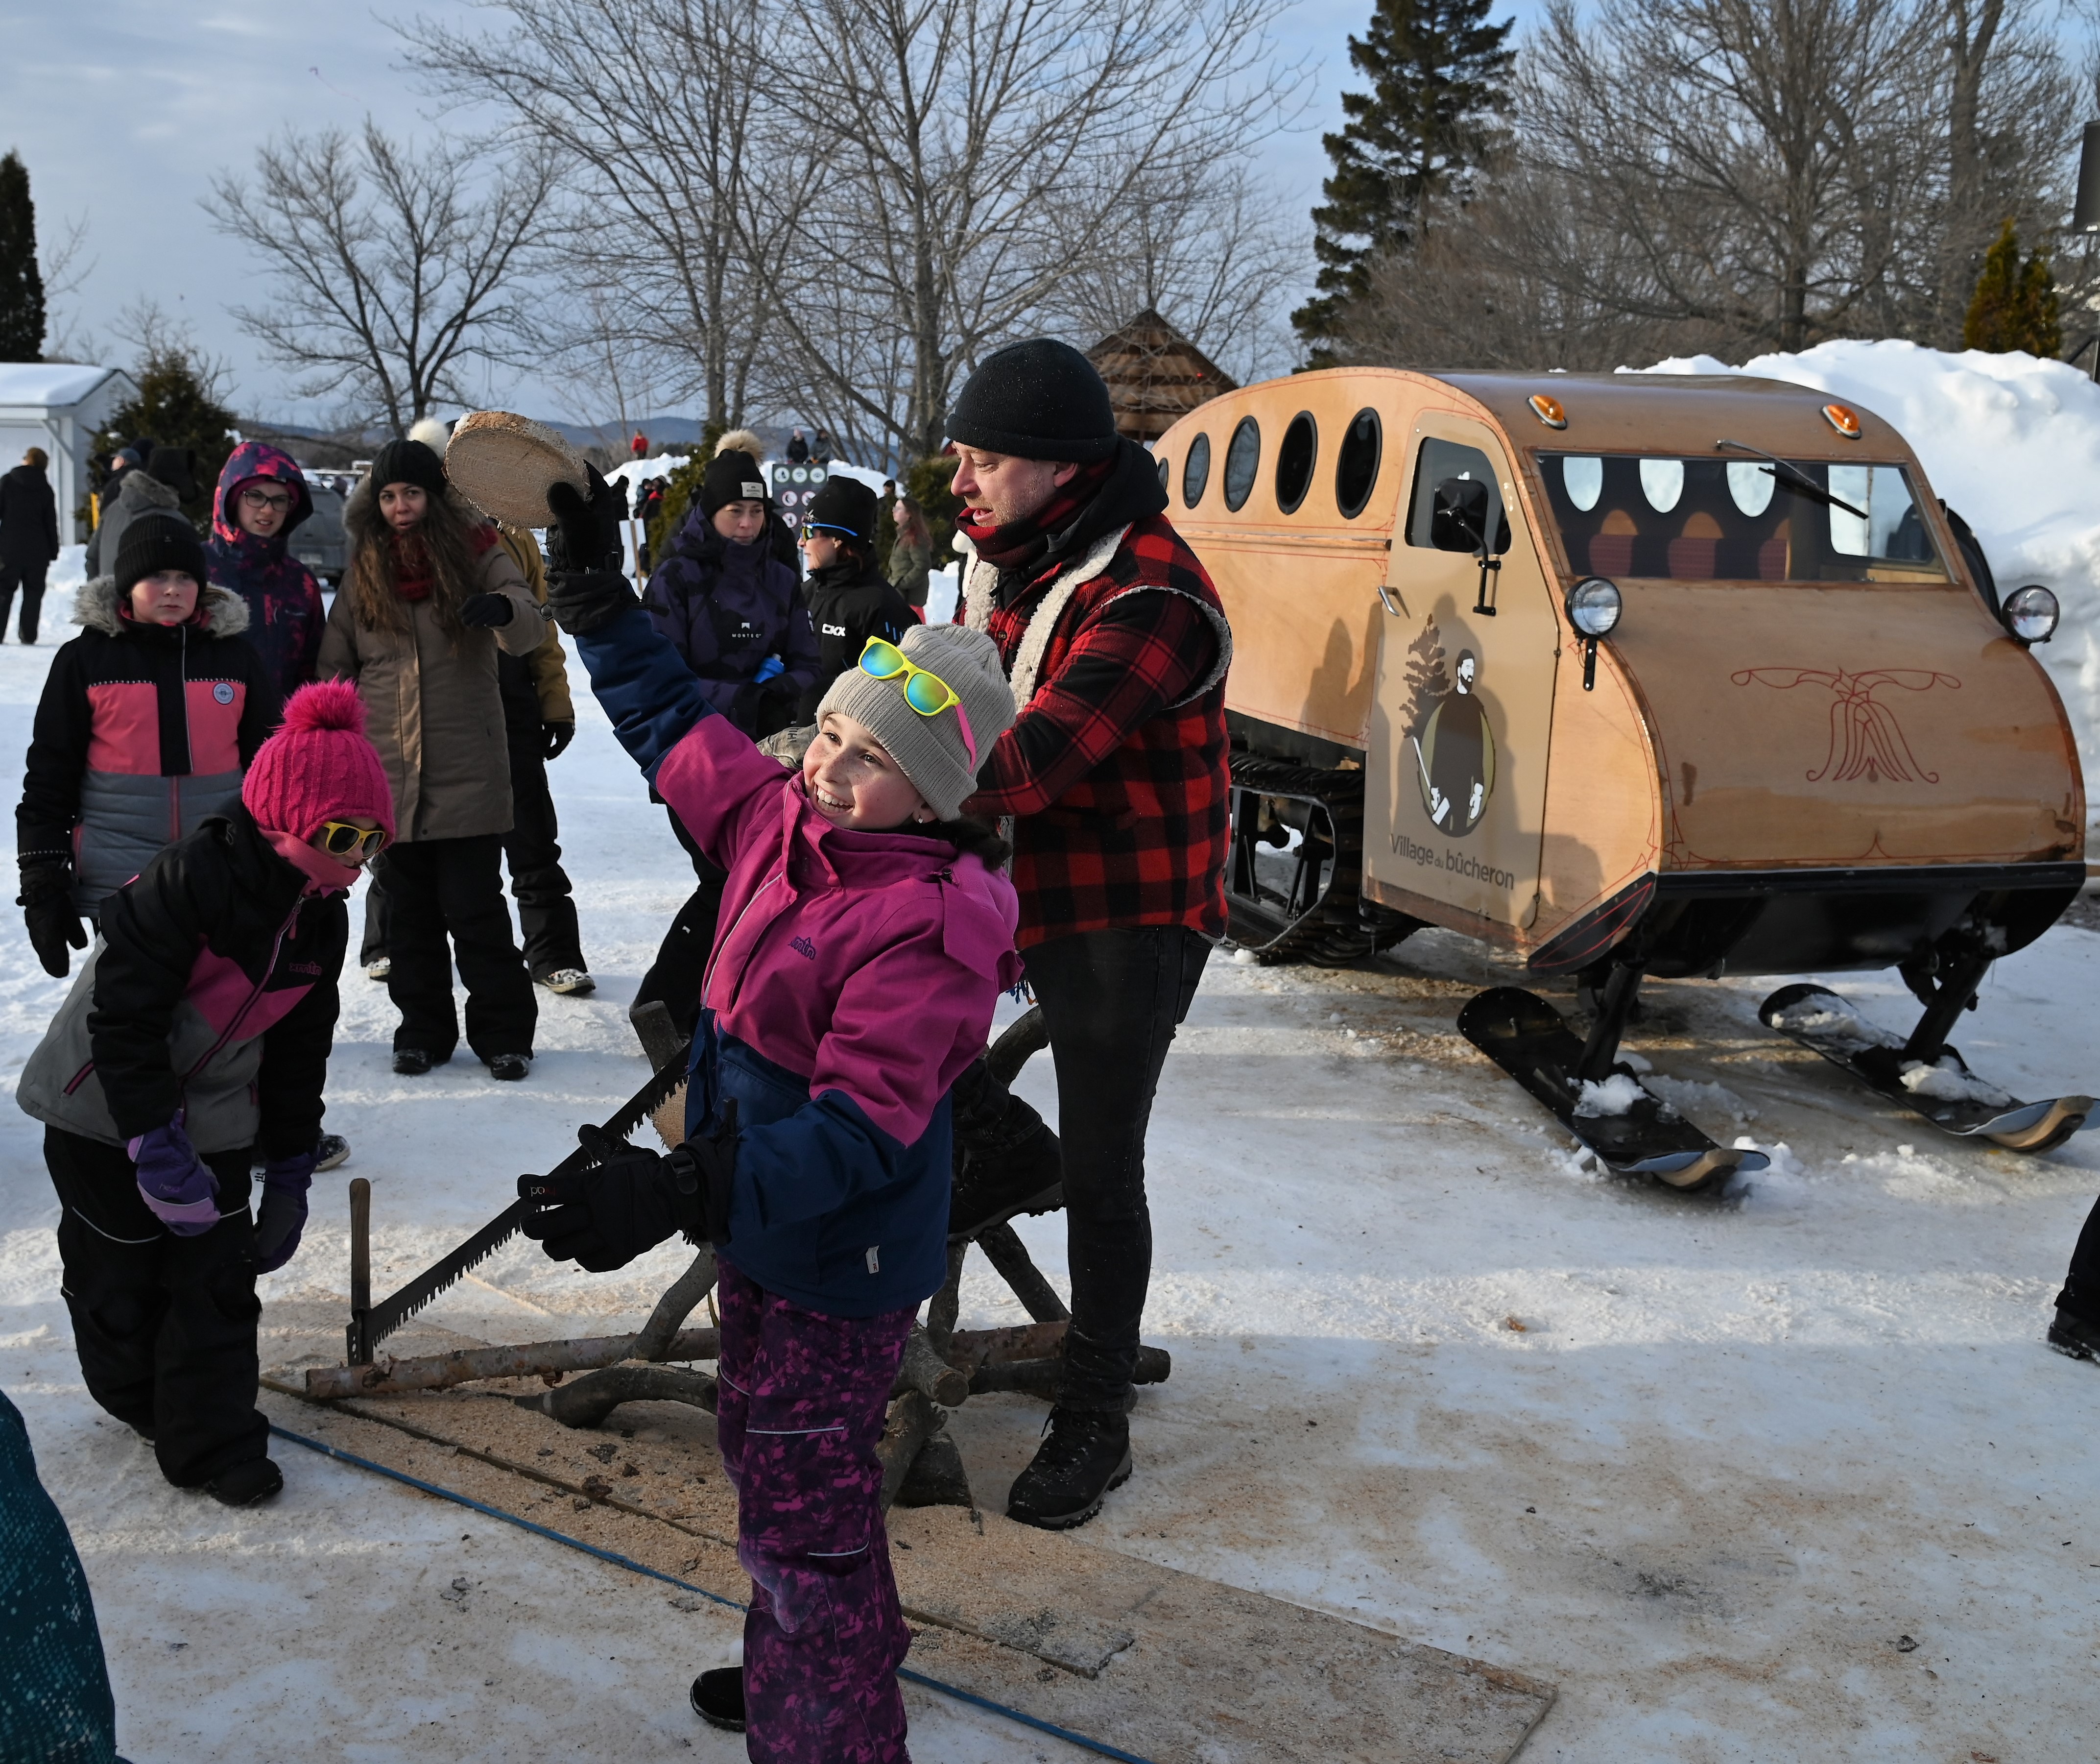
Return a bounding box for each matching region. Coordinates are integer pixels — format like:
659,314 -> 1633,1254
1730,667 -> 1961,784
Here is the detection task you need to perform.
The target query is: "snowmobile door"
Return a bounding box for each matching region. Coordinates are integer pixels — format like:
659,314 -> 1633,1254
1364,415 -> 1558,936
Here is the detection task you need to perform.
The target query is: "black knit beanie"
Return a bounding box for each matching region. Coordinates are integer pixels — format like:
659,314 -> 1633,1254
114,510 -> 209,596
702,450 -> 770,519
144,446 -> 197,500
946,338 -> 1119,463
368,438 -> 448,499
805,476 -> 878,546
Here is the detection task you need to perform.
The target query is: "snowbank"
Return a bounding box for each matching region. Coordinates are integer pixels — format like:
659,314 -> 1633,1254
1636,341 -> 2100,813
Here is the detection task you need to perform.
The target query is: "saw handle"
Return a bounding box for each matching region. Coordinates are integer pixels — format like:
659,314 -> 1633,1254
347,1177 -> 372,1365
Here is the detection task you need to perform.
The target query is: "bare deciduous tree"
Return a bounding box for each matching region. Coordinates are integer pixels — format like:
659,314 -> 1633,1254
763,0 -> 1308,462
1334,0 -> 2084,372
206,119 -> 558,433
406,0 -> 820,434
1044,155 -> 1308,385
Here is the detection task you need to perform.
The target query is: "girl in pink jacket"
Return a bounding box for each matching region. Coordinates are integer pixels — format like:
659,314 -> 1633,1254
520,512 -> 1019,1762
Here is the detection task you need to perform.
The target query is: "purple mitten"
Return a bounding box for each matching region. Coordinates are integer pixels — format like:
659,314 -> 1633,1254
129,1121 -> 220,1236
254,1152 -> 317,1274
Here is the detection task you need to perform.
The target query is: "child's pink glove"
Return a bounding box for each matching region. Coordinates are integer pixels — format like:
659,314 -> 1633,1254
129,1121 -> 220,1236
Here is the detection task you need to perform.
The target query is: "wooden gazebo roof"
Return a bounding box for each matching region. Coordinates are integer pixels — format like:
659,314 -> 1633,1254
1086,309 -> 1236,443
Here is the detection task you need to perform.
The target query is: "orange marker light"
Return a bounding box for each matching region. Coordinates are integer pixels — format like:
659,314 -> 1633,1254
1528,392 -> 1568,430
1821,402 -> 1861,438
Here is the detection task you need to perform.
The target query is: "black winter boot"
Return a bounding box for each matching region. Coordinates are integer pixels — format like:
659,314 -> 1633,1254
1006,1407 -> 1132,1530
948,1062 -> 1063,1240
392,1048 -> 439,1076
690,1666 -> 745,1731
2048,1308 -> 2100,1361
206,1457 -> 284,1507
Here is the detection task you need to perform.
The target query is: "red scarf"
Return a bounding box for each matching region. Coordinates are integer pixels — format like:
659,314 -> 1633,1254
955,456 -> 1116,573
386,522 -> 498,601
388,530 -> 434,601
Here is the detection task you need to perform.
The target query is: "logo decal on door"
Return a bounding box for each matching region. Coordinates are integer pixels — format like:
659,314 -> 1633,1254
1402,618 -> 1497,836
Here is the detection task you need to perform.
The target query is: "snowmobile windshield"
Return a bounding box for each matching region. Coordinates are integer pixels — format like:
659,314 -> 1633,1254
1534,452 -> 1949,584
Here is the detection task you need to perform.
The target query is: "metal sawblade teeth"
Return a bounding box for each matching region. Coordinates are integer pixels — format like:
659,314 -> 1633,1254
361,1045 -> 691,1351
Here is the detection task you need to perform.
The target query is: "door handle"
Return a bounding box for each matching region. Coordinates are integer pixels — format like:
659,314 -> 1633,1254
1377,582 -> 1403,616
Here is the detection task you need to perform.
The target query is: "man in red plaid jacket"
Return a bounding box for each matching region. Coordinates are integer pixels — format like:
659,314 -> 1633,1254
947,337 -> 1231,1530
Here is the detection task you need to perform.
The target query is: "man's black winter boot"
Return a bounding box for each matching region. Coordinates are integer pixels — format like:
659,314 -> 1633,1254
1006,1407 -> 1132,1531
393,1048 -> 438,1076
690,1666 -> 745,1731
2048,1308 -> 2100,1361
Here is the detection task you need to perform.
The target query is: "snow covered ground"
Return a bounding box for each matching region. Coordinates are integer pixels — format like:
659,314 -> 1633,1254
3,569 -> 2099,1760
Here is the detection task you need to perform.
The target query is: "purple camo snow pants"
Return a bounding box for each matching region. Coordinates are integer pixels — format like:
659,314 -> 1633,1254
715,1256 -> 917,1763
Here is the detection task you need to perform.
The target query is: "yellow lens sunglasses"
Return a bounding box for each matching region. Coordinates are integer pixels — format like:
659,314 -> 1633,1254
857,637 -> 976,762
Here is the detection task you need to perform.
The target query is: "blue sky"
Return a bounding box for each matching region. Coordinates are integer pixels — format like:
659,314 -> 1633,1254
0,0 -> 1543,426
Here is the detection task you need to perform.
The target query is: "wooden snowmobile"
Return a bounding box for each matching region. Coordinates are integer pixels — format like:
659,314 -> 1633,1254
1156,369 -> 2091,1189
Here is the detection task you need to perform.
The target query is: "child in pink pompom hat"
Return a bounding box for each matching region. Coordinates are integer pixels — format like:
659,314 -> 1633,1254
17,680 -> 389,1508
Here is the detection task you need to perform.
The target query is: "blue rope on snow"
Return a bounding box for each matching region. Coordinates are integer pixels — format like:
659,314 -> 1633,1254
268,1422 -> 1156,1764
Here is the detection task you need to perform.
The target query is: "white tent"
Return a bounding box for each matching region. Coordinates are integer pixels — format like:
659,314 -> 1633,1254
0,363 -> 140,542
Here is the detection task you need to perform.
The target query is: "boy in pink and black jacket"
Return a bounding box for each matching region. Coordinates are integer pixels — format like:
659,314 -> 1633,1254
16,514 -> 276,966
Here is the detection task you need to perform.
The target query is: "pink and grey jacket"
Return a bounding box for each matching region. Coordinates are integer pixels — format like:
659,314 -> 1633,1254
18,808 -> 349,1158
576,603 -> 1022,1315
17,577 -> 278,912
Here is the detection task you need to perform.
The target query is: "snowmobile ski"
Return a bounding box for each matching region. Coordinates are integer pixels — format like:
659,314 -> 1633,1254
1759,983 -> 2094,1152
1458,986 -> 1766,1192
347,1042 -> 692,1364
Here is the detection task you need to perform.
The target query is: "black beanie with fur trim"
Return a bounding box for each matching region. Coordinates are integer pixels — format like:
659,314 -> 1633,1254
368,438 -> 448,499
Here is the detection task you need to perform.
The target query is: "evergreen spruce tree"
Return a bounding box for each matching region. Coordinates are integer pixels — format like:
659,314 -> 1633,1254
0,149 -> 48,363
1964,219 -> 2062,357
88,345 -> 239,532
1292,0 -> 1514,363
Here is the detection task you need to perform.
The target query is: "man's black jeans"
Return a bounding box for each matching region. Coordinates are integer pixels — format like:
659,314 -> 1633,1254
2057,1193 -> 2100,1321
1023,924 -> 1210,1412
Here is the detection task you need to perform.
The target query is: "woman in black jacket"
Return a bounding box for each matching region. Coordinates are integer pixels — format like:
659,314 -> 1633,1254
16,683 -> 394,1506
793,476 -> 918,723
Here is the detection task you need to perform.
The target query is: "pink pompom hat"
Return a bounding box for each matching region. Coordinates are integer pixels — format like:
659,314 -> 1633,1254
241,681 -> 396,843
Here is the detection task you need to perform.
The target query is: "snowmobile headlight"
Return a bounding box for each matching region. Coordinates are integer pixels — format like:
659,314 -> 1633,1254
2003,583 -> 2059,645
1566,577 -> 1622,637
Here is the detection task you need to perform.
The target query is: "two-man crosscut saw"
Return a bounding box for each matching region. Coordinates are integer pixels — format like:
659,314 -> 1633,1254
346,1045 -> 692,1366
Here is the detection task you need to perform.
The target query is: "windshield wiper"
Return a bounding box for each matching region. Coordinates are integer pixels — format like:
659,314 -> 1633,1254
1714,438 -> 1867,520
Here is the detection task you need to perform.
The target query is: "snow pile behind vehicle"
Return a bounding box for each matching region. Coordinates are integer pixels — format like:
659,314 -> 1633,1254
1637,339 -> 2100,812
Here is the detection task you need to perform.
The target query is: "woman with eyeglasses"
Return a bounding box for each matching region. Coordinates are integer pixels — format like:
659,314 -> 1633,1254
204,440 -> 329,701
794,476 -> 918,723
17,681 -> 392,1508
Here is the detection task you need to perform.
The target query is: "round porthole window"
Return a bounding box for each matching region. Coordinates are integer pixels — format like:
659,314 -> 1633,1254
1156,454 -> 1170,494
1223,417 -> 1261,511
1182,433 -> 1212,508
1275,412 -> 1316,513
1336,408 -> 1382,519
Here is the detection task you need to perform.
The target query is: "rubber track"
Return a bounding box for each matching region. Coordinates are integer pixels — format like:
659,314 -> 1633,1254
1226,754 -> 1408,967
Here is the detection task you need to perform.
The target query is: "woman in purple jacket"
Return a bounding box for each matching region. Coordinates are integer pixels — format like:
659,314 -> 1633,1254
522,477 -> 1019,1761
644,448 -> 818,738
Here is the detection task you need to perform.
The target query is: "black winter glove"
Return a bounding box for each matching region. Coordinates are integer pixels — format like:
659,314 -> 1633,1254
517,1103 -> 738,1272
547,463 -> 629,571
18,861 -> 86,979
542,720 -> 575,761
459,592 -> 515,628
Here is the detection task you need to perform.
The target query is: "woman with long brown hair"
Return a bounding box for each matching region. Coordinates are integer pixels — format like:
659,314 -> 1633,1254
318,438 -> 545,1080
885,494 -> 932,609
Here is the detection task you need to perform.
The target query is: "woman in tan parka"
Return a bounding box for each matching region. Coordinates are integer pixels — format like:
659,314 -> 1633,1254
318,438 -> 545,1080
